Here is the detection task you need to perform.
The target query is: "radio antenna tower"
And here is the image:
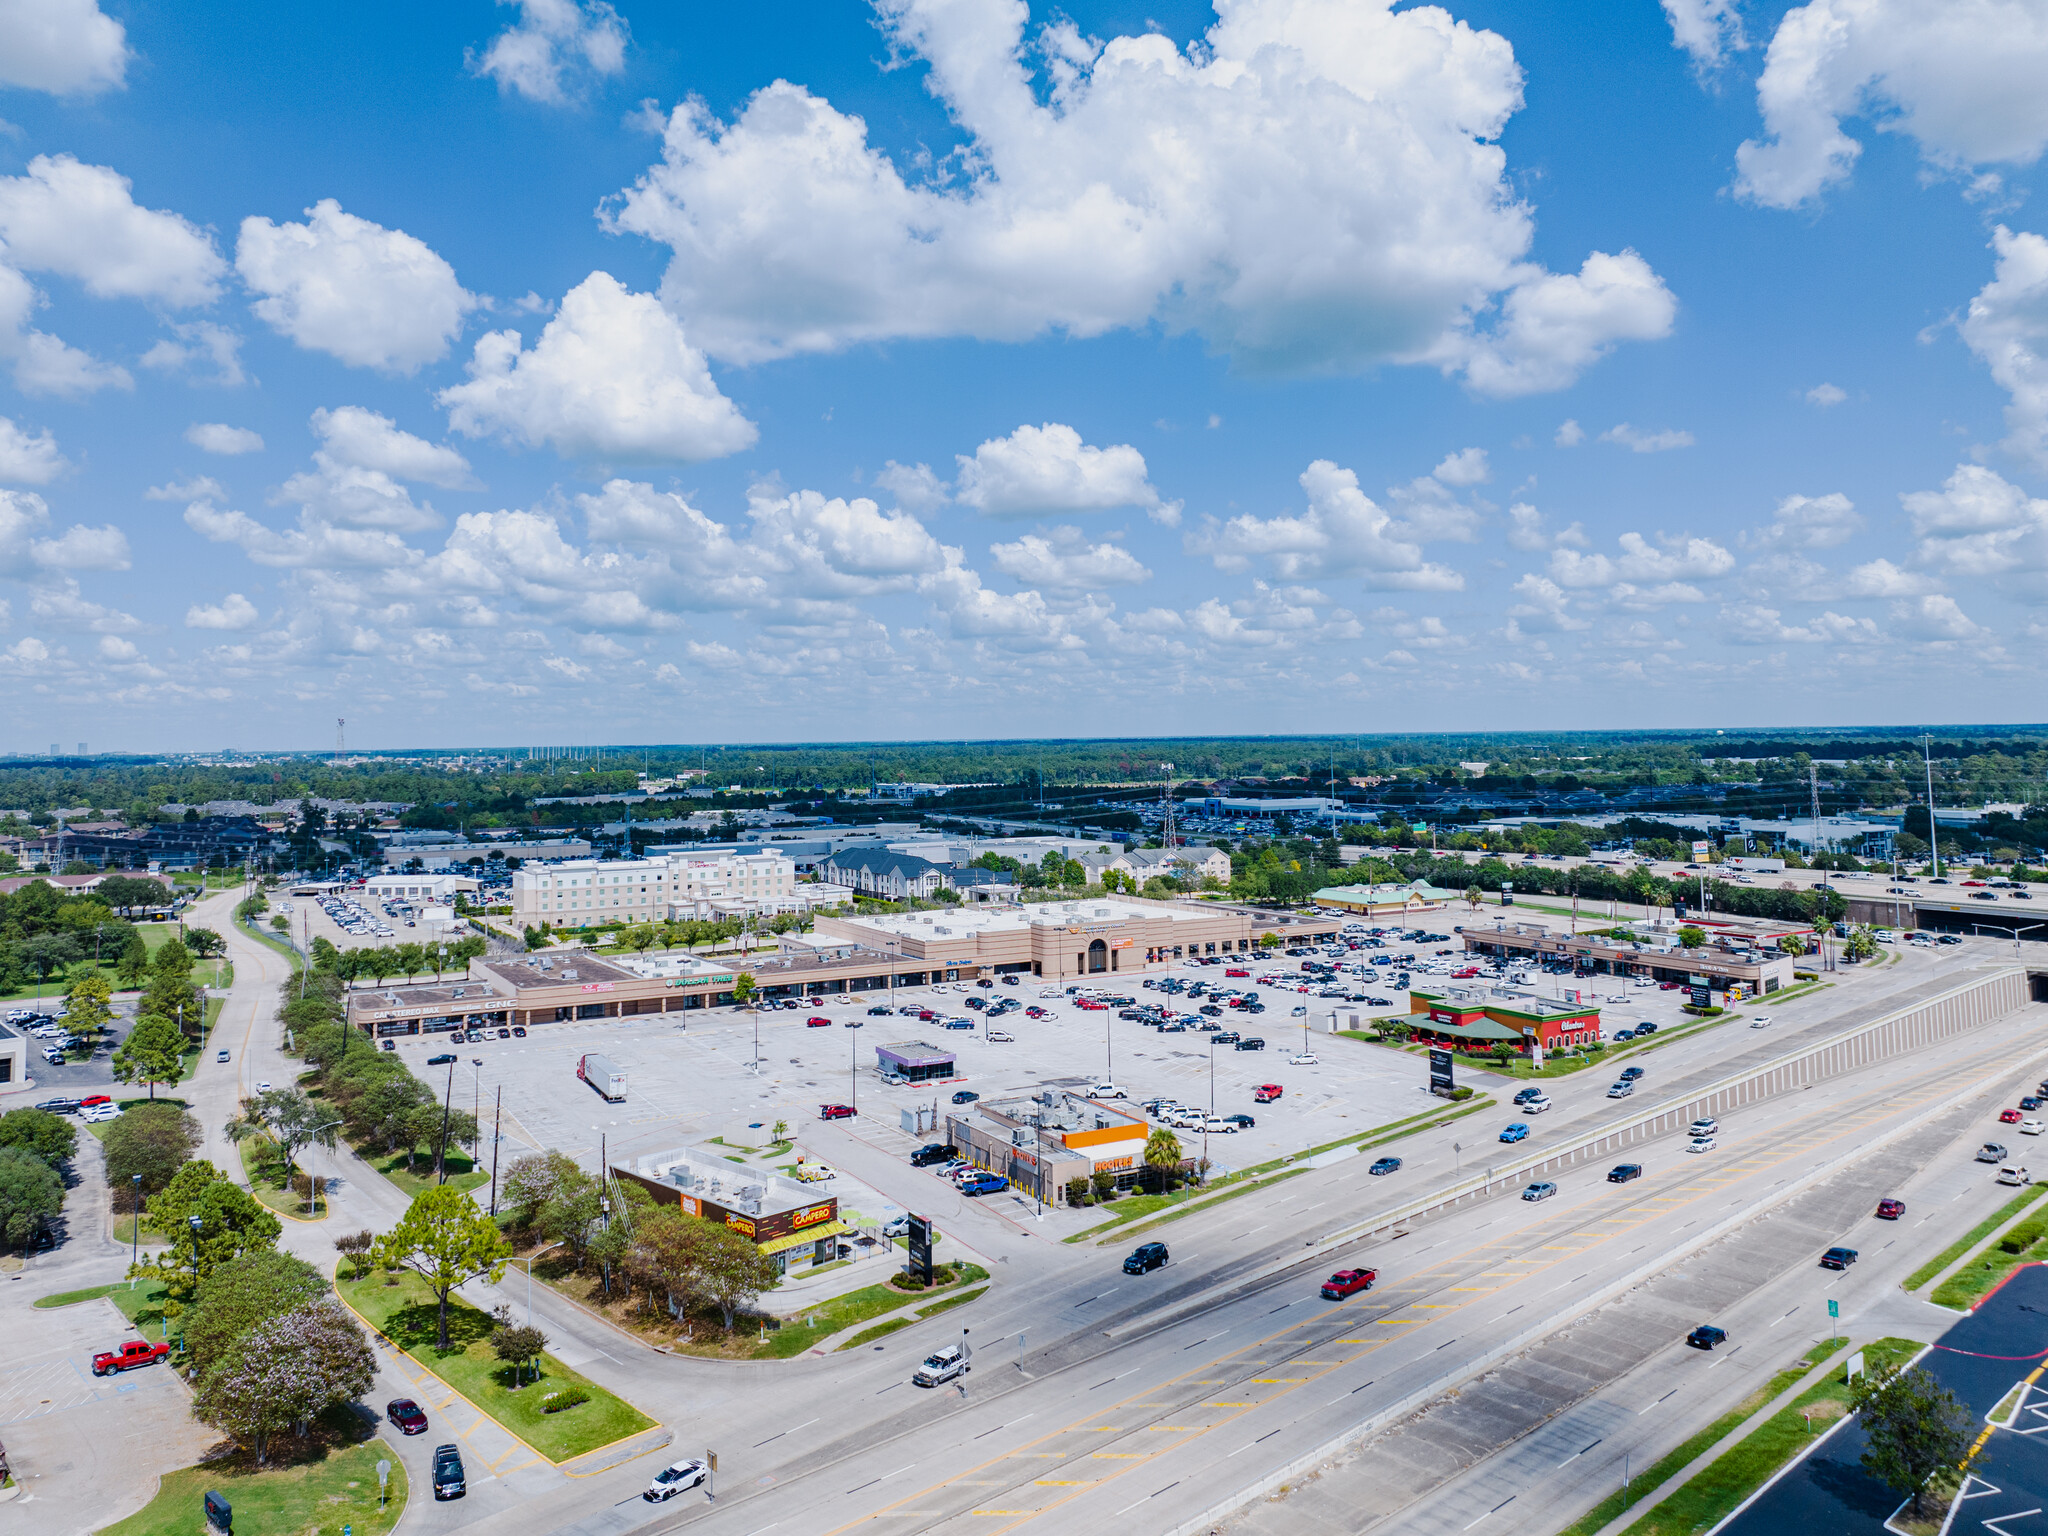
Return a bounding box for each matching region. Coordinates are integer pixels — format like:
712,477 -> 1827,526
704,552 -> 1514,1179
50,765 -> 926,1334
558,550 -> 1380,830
1159,762 -> 1177,850
334,717 -> 345,766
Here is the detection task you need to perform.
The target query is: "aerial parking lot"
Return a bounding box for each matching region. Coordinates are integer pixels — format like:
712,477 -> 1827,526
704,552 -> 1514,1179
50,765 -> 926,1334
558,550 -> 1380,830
381,910 -> 2002,1195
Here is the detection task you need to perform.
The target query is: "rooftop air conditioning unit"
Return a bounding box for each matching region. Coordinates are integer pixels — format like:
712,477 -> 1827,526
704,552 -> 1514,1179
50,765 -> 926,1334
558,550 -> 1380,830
562,970 -> 578,980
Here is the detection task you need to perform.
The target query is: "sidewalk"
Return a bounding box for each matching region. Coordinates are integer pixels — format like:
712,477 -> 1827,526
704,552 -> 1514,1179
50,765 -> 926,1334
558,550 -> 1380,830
1588,1345 -> 1856,1536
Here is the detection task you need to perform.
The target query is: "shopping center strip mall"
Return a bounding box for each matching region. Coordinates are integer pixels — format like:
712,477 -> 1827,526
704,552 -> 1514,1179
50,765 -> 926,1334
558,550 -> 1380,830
341,897 -> 1348,1039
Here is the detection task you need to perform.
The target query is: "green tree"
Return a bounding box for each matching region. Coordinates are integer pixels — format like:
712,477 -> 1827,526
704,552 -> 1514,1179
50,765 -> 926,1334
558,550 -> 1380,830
102,1102 -> 199,1205
492,1320 -> 549,1388
182,1248 -> 328,1379
1778,933 -> 1809,957
116,931 -> 150,989
1677,925 -> 1705,949
182,926 -> 226,958
333,1227 -> 376,1280
1844,925 -> 1879,962
140,1159 -> 283,1310
153,936 -> 195,980
0,1145 -> 64,1250
732,971 -> 757,1004
1144,1127 -> 1183,1195
0,1106 -> 78,1167
372,1185 -> 512,1349
684,1217 -> 780,1329
19,930 -> 83,992
112,1012 -> 186,1099
223,1086 -> 339,1190
393,942 -> 426,980
1851,1363 -> 1973,1520
1464,885 -> 1483,912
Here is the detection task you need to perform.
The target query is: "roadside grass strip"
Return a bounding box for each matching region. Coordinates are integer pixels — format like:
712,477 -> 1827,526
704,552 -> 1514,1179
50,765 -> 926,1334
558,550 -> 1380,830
339,1271 -> 653,1462
1930,1209 -> 2048,1310
837,1285 -> 992,1352
34,1276 -> 169,1333
1904,1184 -> 2048,1291
1609,1336 -> 1922,1536
100,1435 -> 407,1536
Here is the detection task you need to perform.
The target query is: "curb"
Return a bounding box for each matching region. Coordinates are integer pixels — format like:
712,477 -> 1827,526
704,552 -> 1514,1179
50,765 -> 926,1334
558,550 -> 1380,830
1154,1042 -> 2048,1536
1699,1343 -> 1936,1536
331,1264 -> 663,1471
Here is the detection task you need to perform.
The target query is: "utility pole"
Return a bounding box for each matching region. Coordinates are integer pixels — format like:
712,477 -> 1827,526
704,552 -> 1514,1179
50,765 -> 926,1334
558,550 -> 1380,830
488,1086 -> 503,1216
1810,763 -> 1825,884
1923,734 -> 1941,878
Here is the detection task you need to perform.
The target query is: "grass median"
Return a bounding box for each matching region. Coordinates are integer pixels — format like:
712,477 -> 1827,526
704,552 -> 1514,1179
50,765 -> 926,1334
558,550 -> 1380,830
1554,1344 -> 1847,1536
664,1263 -> 991,1360
102,1432 -> 407,1536
1931,1203 -> 2048,1309
339,1270 -> 654,1462
34,1276 -> 168,1333
1905,1183 -> 2048,1291
1608,1336 -> 1921,1536
837,1285 -> 990,1351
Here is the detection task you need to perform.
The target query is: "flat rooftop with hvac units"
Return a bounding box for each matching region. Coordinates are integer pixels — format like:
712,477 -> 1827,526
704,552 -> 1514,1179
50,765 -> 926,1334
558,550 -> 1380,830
816,897 -> 1342,980
945,1086 -> 1153,1206
1458,915 -> 1801,996
611,1146 -> 851,1275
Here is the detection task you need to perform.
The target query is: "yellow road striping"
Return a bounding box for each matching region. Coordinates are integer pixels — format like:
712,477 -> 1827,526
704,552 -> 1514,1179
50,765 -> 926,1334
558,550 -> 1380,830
820,1042 -> 2017,1536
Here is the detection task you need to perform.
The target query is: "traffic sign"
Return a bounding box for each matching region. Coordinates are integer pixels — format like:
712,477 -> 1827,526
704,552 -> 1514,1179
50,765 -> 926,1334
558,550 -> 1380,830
1827,1299 -> 1839,1318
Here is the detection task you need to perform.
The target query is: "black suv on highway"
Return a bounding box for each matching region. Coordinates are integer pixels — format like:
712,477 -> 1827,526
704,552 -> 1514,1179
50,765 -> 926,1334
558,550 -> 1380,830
1124,1242 -> 1170,1275
432,1444 -> 466,1500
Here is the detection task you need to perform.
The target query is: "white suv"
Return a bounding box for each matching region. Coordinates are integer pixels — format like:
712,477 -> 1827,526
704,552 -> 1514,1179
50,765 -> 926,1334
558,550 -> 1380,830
913,1343 -> 970,1387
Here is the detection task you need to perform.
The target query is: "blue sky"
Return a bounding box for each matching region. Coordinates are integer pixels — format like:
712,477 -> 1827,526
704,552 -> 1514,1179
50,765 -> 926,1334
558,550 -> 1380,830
0,0 -> 2044,751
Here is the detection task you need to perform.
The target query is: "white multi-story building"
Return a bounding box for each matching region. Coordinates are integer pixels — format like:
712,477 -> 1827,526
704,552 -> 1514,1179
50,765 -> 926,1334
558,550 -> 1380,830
510,850 -> 802,928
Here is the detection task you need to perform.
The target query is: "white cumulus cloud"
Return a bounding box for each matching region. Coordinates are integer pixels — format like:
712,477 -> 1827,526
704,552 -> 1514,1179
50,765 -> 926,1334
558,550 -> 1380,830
1554,418 -> 1585,446
186,422 -> 264,456
1744,491 -> 1863,550
0,0 -> 127,94
0,263 -> 131,397
237,199 -> 478,372
954,423 -> 1176,522
989,528 -> 1151,590
185,593 -> 260,630
606,0 -> 1672,393
1601,422 -> 1696,453
439,271 -> 755,462
875,460 -> 949,513
1431,447 -> 1491,486
0,417 -> 67,484
1736,0 -> 2048,209
1663,0 -> 1746,68
1549,530 -> 1735,589
469,0 -> 627,104
1186,458 -> 1463,590
0,155 -> 224,307
1960,225 -> 2048,472
1805,381 -> 1847,407
1902,462 -> 2048,588
310,406 -> 474,489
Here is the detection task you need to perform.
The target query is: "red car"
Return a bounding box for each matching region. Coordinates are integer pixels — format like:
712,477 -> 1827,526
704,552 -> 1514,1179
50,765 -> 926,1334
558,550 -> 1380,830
385,1397 -> 429,1434
1027,1007 -> 1051,1019
1659,982 -> 1683,991
819,1103 -> 858,1120
1254,1084 -> 1284,1103
1225,968 -> 1250,977
806,1016 -> 832,1027
1451,967 -> 1479,979
91,1339 -> 169,1375
78,1094 -> 112,1108
1876,1198 -> 1906,1219
2002,1108 -> 2025,1124
1320,1268 -> 1377,1299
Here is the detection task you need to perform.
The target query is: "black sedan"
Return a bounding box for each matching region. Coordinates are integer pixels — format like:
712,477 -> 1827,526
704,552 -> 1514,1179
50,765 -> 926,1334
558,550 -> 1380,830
1686,1325 -> 1727,1351
1819,1246 -> 1859,1270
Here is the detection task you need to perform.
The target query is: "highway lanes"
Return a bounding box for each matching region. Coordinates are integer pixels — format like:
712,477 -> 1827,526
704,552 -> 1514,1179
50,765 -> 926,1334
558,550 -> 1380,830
597,1003 -> 2048,1536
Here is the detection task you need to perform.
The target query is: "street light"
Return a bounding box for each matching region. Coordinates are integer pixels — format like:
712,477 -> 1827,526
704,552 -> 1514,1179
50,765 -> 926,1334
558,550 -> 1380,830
129,1173 -> 142,1283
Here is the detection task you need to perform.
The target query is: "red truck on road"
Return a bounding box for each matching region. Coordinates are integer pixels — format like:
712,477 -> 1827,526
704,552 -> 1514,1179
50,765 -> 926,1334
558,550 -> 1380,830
92,1339 -> 169,1376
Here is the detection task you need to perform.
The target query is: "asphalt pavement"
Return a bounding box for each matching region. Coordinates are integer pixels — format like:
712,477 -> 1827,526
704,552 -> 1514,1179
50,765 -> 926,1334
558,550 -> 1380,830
1723,1262 -> 2048,1536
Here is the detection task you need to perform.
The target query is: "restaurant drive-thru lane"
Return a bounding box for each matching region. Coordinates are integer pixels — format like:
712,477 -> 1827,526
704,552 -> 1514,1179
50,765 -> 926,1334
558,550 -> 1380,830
542,1002 -> 2047,1536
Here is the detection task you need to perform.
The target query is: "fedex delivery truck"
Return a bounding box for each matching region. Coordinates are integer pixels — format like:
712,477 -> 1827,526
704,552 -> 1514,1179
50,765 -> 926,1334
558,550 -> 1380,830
578,1052 -> 626,1102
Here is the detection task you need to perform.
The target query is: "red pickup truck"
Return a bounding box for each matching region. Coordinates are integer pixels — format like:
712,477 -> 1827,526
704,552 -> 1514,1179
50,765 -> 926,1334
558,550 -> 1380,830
92,1339 -> 169,1376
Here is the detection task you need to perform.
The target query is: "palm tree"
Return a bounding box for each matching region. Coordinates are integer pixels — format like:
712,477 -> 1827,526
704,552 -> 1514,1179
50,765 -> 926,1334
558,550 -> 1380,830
1144,1128 -> 1183,1196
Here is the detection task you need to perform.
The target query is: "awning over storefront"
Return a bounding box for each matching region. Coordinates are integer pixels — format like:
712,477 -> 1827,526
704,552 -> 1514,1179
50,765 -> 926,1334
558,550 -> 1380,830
757,1220 -> 853,1256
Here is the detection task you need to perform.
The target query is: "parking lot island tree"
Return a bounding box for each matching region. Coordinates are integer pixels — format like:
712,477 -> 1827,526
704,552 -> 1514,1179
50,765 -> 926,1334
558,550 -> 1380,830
137,1160 -> 283,1310
101,1102 -> 199,1208
1851,1363 -> 1973,1520
0,1144 -> 64,1250
111,1011 -> 185,1099
373,1185 -> 512,1350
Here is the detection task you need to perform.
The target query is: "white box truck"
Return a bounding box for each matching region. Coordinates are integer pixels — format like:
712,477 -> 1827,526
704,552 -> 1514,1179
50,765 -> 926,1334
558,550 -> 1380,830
578,1052 -> 626,1102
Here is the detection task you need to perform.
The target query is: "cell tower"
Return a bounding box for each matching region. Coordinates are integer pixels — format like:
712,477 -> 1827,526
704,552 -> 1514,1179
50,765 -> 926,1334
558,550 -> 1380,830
1159,762 -> 1177,850
334,717 -> 345,766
